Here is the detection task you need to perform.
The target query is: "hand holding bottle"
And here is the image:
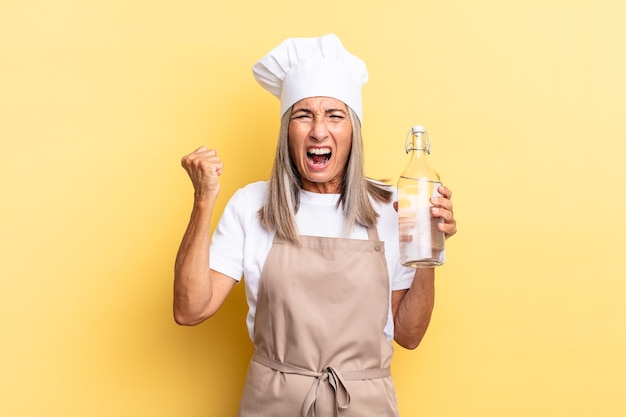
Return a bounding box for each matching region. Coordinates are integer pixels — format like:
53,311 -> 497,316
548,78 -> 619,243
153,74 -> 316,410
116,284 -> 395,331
397,184 -> 455,241
430,185 -> 456,239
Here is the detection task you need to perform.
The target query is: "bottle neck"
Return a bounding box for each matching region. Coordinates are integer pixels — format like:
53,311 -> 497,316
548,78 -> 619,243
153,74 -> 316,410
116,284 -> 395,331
406,131 -> 431,155
401,129 -> 439,181
408,147 -> 429,162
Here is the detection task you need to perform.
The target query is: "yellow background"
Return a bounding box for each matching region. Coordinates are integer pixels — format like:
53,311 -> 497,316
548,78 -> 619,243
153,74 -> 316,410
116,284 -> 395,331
1,0 -> 625,416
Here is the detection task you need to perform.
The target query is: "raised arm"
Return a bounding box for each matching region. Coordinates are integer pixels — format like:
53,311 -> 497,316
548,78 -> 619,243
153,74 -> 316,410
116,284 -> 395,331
173,147 -> 236,326
392,185 -> 457,349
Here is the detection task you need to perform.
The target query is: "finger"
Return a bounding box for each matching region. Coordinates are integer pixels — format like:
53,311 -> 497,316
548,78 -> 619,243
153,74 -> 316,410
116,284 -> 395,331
182,146 -> 206,167
183,147 -> 218,165
431,206 -> 452,221
211,161 -> 224,176
438,185 -> 452,200
186,147 -> 216,161
438,219 -> 457,238
431,196 -> 453,213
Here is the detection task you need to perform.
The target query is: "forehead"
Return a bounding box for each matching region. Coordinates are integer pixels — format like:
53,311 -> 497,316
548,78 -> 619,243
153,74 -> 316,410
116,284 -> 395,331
292,96 -> 348,111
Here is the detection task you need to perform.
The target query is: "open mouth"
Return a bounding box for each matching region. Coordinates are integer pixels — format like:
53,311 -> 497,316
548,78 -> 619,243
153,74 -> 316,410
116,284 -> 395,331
307,147 -> 332,166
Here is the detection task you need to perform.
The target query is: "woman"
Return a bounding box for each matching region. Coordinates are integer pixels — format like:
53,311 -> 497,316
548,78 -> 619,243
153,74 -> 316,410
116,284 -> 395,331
174,34 -> 457,417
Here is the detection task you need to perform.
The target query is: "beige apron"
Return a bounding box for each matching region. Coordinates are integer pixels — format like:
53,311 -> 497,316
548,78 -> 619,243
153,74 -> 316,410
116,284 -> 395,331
238,227 -> 399,417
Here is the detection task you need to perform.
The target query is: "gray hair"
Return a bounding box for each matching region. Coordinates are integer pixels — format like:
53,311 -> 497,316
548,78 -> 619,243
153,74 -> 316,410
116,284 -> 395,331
258,106 -> 391,244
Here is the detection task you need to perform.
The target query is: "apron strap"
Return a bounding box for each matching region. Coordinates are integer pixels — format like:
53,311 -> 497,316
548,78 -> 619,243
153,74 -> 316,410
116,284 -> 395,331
253,352 -> 390,417
366,225 -> 381,242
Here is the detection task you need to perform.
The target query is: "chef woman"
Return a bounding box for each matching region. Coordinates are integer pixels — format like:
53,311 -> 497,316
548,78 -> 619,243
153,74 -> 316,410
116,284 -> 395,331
174,34 -> 457,416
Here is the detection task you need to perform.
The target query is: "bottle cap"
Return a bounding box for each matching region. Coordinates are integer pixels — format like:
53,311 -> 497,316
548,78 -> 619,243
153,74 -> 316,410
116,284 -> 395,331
412,125 -> 425,134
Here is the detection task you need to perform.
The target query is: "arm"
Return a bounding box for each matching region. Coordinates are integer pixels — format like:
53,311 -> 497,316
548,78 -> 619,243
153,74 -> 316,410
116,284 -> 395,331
392,185 -> 457,349
392,270 -> 435,350
173,147 -> 236,326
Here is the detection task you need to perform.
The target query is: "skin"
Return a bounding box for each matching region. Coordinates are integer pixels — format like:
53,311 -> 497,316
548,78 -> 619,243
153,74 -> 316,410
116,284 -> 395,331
174,147 -> 235,325
173,96 -> 457,350
288,97 -> 352,193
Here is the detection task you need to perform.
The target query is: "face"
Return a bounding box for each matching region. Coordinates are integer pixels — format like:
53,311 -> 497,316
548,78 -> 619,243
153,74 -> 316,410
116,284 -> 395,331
288,96 -> 352,194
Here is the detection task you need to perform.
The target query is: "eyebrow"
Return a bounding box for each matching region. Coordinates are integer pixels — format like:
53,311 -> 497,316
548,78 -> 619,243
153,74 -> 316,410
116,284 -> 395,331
292,107 -> 348,115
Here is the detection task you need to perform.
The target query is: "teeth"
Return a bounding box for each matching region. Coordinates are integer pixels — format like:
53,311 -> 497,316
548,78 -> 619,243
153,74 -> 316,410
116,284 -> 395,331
308,148 -> 331,155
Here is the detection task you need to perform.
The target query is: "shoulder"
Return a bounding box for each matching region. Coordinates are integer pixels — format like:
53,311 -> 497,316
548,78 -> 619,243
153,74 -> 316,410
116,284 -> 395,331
217,181 -> 268,228
226,181 -> 267,209
236,180 -> 268,200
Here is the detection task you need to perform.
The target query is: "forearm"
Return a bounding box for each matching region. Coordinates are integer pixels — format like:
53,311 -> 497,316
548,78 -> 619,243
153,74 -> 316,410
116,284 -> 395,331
393,268 -> 435,350
173,197 -> 215,325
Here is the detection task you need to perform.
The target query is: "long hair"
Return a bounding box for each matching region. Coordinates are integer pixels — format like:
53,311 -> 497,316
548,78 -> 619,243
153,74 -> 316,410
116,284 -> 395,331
258,106 -> 392,244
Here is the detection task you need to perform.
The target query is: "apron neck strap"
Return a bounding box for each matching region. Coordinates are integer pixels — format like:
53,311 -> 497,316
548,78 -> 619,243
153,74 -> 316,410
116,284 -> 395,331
366,226 -> 380,241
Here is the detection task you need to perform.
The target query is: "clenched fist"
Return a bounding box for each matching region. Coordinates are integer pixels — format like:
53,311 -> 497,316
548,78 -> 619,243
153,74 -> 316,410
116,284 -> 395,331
181,146 -> 224,201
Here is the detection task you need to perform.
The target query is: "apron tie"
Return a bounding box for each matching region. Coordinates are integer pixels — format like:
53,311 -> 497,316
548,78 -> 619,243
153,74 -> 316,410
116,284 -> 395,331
302,365 -> 350,417
253,352 -> 390,417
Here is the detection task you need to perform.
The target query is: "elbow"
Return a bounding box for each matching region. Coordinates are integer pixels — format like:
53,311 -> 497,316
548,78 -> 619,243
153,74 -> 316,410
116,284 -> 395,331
174,313 -> 205,326
398,340 -> 420,350
394,326 -> 429,350
173,306 -> 211,326
395,335 -> 423,351
174,314 -> 201,326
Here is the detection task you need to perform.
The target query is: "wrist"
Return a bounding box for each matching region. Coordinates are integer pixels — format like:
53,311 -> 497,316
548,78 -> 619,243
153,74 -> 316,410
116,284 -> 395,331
192,194 -> 217,212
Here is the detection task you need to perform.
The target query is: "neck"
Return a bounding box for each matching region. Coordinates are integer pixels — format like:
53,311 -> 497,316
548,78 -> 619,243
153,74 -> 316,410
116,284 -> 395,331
301,178 -> 342,194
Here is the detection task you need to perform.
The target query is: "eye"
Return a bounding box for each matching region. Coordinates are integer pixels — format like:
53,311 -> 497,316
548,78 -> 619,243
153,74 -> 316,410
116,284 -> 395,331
291,112 -> 313,121
329,114 -> 345,122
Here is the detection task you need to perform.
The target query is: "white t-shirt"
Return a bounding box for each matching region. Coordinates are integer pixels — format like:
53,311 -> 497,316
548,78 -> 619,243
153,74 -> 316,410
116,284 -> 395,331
210,181 -> 415,341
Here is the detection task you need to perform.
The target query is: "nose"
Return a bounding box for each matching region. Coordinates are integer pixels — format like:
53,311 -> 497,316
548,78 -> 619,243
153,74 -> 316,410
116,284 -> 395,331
310,118 -> 329,141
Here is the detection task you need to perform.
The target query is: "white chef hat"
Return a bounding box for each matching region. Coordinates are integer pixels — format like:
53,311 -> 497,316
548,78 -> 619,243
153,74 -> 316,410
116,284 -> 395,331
252,34 -> 368,122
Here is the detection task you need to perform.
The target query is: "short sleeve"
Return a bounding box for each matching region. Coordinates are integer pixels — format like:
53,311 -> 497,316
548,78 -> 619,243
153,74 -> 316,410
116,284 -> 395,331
391,263 -> 415,291
209,188 -> 250,282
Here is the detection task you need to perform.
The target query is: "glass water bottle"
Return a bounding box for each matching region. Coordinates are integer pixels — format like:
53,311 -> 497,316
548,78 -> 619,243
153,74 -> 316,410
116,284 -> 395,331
397,125 -> 445,267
